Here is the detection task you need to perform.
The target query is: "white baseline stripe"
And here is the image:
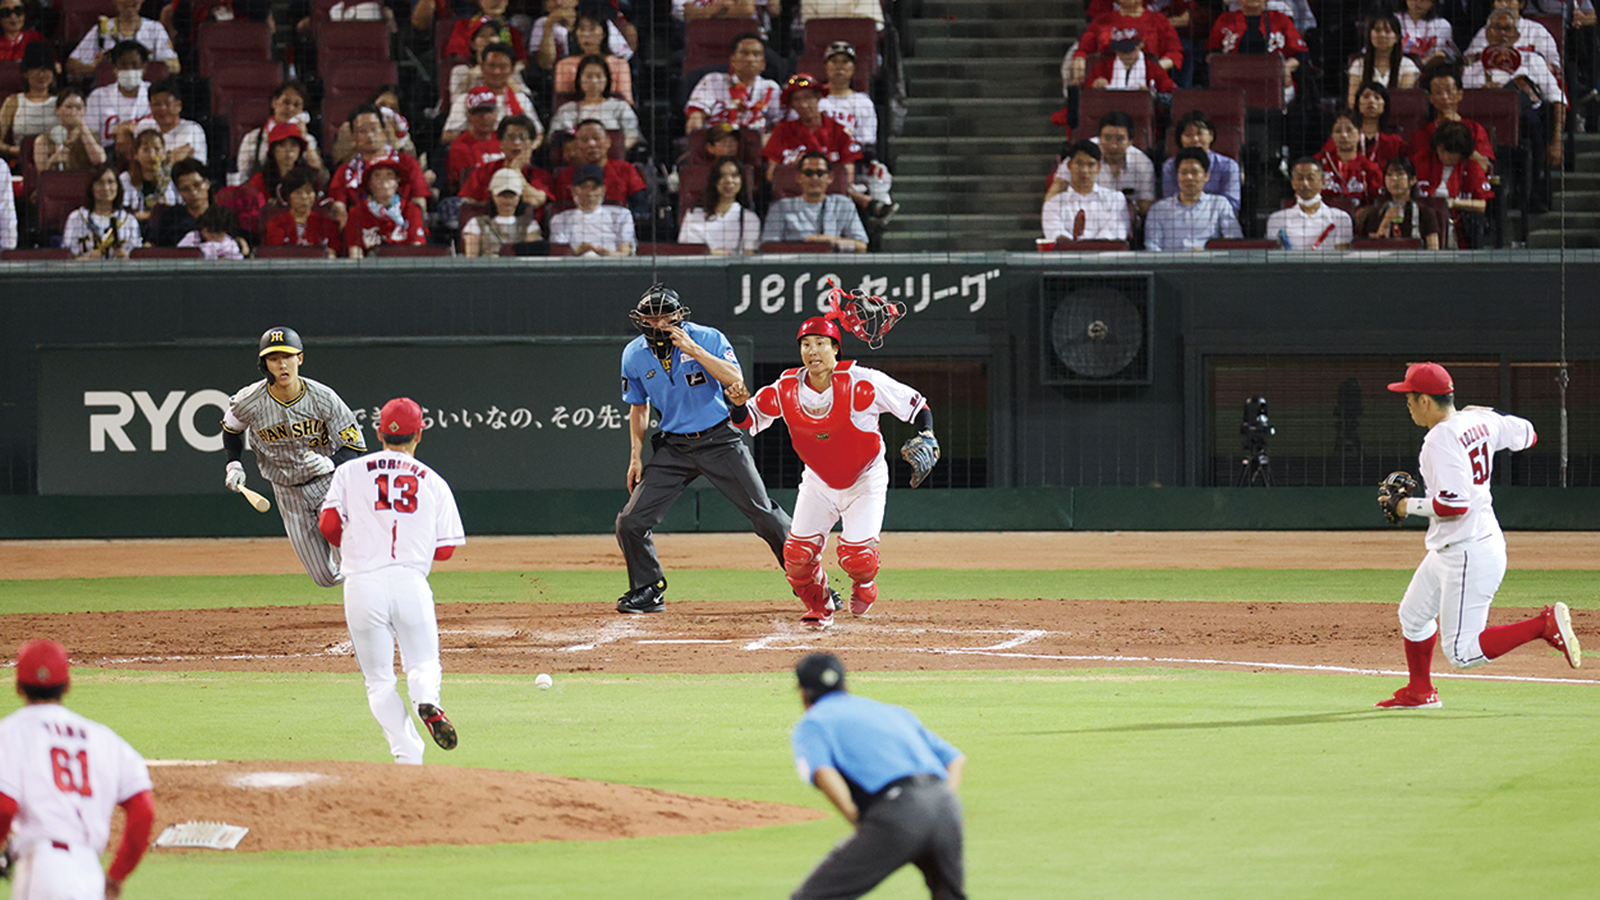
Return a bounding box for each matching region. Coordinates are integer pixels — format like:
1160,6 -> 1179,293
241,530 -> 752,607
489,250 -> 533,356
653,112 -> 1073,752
637,639 -> 736,645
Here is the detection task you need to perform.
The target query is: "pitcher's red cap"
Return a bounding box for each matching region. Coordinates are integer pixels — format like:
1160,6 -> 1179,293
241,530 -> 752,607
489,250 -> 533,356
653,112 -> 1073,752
1387,362 -> 1454,394
16,639 -> 70,688
380,397 -> 423,437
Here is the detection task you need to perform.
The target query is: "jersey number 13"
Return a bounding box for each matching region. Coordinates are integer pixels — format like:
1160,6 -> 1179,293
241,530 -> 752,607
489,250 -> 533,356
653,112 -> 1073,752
373,474 -> 419,513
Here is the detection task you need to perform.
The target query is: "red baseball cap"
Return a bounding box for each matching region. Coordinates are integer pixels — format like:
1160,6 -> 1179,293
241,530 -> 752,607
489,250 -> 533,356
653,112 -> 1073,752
16,639 -> 70,688
380,397 -> 423,438
266,121 -> 307,148
1387,362 -> 1454,394
466,86 -> 498,112
797,316 -> 841,344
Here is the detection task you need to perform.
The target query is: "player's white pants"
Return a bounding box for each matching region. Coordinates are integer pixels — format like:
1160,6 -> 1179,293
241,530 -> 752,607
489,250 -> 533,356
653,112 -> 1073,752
10,842 -> 103,900
1398,532 -> 1507,669
790,458 -> 889,545
343,567 -> 443,765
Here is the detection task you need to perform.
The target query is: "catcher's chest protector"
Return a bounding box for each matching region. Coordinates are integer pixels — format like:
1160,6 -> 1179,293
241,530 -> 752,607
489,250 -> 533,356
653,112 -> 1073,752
774,362 -> 884,490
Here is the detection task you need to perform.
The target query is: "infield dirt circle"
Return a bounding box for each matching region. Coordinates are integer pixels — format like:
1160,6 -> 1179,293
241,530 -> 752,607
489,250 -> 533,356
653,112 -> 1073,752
5,532 -> 1592,852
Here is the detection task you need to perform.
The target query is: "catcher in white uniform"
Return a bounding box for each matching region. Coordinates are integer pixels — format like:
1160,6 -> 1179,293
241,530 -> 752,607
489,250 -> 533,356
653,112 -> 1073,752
728,314 -> 937,629
0,639 -> 154,900
319,397 -> 466,764
223,326 -> 368,587
1374,362 -> 1581,709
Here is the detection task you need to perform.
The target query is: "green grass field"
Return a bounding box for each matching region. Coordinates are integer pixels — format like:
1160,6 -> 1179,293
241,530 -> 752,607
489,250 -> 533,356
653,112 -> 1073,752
4,568 -> 1597,899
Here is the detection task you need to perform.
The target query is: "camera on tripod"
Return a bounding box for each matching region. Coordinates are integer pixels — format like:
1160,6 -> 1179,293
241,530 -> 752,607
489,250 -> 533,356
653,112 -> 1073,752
1238,395 -> 1274,487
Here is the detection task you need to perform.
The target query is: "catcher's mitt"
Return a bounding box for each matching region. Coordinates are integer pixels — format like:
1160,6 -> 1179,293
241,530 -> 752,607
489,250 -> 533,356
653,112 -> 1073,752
1377,471 -> 1419,525
900,431 -> 940,489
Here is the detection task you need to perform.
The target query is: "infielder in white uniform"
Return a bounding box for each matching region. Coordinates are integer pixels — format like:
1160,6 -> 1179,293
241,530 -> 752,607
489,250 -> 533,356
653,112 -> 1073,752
728,316 -> 934,629
223,326 -> 368,588
0,640 -> 154,900
319,397 -> 466,764
1375,362 -> 1581,709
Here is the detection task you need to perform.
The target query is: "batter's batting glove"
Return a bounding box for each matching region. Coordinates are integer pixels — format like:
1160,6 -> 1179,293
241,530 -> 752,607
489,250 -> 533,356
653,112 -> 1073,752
224,460 -> 247,493
900,431 -> 940,489
1377,471 -> 1419,525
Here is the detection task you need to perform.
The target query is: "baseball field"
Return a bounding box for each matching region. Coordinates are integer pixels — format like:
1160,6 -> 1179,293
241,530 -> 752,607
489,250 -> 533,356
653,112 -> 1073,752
2,530 -> 1596,899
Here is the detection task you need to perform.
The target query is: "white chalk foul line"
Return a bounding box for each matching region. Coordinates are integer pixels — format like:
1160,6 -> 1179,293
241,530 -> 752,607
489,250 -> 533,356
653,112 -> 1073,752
637,639 -> 736,645
560,617 -> 642,652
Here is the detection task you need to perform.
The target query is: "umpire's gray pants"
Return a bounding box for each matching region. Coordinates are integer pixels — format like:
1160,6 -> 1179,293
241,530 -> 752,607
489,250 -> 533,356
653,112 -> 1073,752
615,425 -> 789,589
793,777 -> 966,900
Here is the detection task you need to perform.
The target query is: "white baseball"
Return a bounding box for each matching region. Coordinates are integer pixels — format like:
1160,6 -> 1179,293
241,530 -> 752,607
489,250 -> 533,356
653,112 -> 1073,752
535,673 -> 553,690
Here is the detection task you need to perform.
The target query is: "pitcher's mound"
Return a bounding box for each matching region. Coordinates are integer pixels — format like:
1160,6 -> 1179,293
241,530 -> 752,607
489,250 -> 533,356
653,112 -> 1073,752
144,759 -> 825,852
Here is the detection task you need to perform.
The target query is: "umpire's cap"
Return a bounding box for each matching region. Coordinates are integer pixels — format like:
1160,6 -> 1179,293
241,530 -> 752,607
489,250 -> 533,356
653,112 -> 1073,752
259,326 -> 304,358
16,639 -> 70,689
795,652 -> 846,697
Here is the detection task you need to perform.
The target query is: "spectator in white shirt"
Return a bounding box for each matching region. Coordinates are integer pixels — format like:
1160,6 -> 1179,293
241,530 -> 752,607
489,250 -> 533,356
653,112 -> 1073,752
441,43 -> 541,146
1265,157 -> 1353,250
550,163 -> 634,255
127,78 -> 206,166
84,40 -> 150,148
66,0 -> 178,78
1041,140 -> 1131,243
679,156 -> 761,254
685,32 -> 781,134
1463,9 -> 1566,169
0,156 -> 14,250
1047,112 -> 1156,214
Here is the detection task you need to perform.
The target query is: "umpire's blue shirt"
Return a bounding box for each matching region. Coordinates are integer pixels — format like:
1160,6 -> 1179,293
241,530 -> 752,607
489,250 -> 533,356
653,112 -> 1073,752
620,322 -> 740,434
792,691 -> 962,793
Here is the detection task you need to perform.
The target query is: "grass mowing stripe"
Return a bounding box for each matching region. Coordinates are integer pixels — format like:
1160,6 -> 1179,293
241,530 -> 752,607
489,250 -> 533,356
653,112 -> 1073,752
21,668 -> 1596,900
3,569 -> 1596,613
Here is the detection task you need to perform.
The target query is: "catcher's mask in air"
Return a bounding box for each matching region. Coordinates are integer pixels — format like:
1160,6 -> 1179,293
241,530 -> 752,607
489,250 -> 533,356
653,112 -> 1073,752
822,282 -> 905,350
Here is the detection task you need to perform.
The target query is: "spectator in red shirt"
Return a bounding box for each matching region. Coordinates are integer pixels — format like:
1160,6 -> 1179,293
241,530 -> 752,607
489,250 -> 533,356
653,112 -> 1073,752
438,0 -> 526,64
1317,110 -> 1385,207
1412,119 -> 1492,248
264,167 -> 341,256
1208,0 -> 1307,101
0,0 -> 46,61
551,118 -> 646,217
327,105 -> 430,228
447,86 -> 504,192
1408,68 -> 1495,172
1071,0 -> 1184,85
345,158 -> 429,257
1352,81 -> 1409,170
458,114 -> 552,211
762,74 -> 860,176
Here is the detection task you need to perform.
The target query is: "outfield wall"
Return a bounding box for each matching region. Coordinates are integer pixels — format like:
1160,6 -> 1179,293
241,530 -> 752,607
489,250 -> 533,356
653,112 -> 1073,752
2,252 -> 1596,536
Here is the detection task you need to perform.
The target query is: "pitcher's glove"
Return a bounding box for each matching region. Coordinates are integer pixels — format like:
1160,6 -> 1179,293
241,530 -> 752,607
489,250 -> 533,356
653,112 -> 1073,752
900,431 -> 940,489
1377,471 -> 1419,525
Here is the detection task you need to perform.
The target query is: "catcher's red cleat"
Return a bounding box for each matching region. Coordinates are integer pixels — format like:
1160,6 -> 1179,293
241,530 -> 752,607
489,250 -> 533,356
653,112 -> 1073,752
849,582 -> 877,617
1375,687 -> 1442,709
1541,602 -> 1582,668
418,703 -> 458,750
801,609 -> 833,630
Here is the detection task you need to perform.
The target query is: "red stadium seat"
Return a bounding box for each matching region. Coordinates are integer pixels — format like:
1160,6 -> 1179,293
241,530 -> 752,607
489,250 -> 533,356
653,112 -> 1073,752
324,60 -> 399,99
1208,52 -> 1286,112
759,241 -> 835,253
196,20 -> 273,79
60,0 -> 117,49
374,244 -> 450,257
1349,237 -> 1424,250
256,245 -> 329,259
1458,88 -> 1520,149
129,247 -> 204,259
684,19 -> 755,75
209,59 -> 284,125
36,170 -> 94,237
1168,89 -> 1245,159
1048,239 -> 1129,251
0,61 -> 22,98
636,242 -> 709,255
1,247 -> 73,260
1074,89 -> 1155,148
1387,88 -> 1429,141
317,21 -> 391,64
1205,238 -> 1280,249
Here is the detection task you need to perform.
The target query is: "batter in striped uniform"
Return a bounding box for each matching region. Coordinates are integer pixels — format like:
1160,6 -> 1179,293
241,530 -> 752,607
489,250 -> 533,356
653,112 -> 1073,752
222,327 -> 366,587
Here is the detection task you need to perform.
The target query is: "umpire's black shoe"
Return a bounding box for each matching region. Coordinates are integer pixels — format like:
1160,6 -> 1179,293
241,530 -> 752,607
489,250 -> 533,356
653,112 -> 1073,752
417,703 -> 457,750
617,579 -> 667,614
828,587 -> 845,612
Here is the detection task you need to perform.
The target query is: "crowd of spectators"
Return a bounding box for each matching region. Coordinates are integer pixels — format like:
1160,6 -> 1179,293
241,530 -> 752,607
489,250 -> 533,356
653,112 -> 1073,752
0,0 -> 900,258
1047,0 -> 1598,250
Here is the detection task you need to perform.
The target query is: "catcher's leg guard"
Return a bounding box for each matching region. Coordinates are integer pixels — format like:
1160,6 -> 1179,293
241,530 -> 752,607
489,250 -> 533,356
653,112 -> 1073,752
838,540 -> 880,615
784,533 -> 830,611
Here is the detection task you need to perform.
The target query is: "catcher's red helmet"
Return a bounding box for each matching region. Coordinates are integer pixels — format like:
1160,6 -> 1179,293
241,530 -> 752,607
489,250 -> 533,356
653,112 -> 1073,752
797,316 -> 841,345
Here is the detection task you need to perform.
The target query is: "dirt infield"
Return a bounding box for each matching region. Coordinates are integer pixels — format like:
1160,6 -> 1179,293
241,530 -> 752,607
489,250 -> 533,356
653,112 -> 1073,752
7,532 -> 1593,853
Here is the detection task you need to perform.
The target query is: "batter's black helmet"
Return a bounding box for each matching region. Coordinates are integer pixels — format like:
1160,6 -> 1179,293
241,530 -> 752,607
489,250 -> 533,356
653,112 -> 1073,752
629,283 -> 690,332
258,326 -> 304,376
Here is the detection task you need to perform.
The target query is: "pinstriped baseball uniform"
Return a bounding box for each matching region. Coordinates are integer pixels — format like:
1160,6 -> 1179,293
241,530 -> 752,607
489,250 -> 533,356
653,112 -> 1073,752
223,376 -> 366,587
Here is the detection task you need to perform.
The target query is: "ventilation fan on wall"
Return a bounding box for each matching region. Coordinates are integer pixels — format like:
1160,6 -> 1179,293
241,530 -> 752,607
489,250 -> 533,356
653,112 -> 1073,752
1039,273 -> 1154,385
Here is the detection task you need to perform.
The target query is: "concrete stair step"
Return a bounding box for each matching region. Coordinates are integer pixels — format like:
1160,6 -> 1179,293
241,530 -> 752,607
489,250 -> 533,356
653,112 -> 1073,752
900,113 -> 1063,137
1526,229 -> 1600,248
896,151 -> 1058,177
895,135 -> 1062,153
914,34 -> 1076,57
921,0 -> 1084,18
904,57 -> 1064,80
1543,190 -> 1600,211
911,96 -> 1065,116
880,229 -> 1043,252
893,211 -> 1045,232
896,174 -> 1056,192
912,17 -> 1079,41
1529,210 -> 1600,229
895,192 -> 1046,216
906,76 -> 1064,99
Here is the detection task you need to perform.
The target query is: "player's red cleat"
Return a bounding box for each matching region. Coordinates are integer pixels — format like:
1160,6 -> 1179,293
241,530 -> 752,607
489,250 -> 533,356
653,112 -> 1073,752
1375,687 -> 1442,709
417,703 -> 458,750
1541,602 -> 1582,668
801,609 -> 833,630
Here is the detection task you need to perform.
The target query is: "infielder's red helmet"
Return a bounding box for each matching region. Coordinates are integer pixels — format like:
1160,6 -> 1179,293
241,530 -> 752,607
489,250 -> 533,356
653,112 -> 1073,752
797,316 -> 841,346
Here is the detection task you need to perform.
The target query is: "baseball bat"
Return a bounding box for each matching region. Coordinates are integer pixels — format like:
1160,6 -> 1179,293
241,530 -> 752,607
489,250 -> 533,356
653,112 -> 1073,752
239,485 -> 271,513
